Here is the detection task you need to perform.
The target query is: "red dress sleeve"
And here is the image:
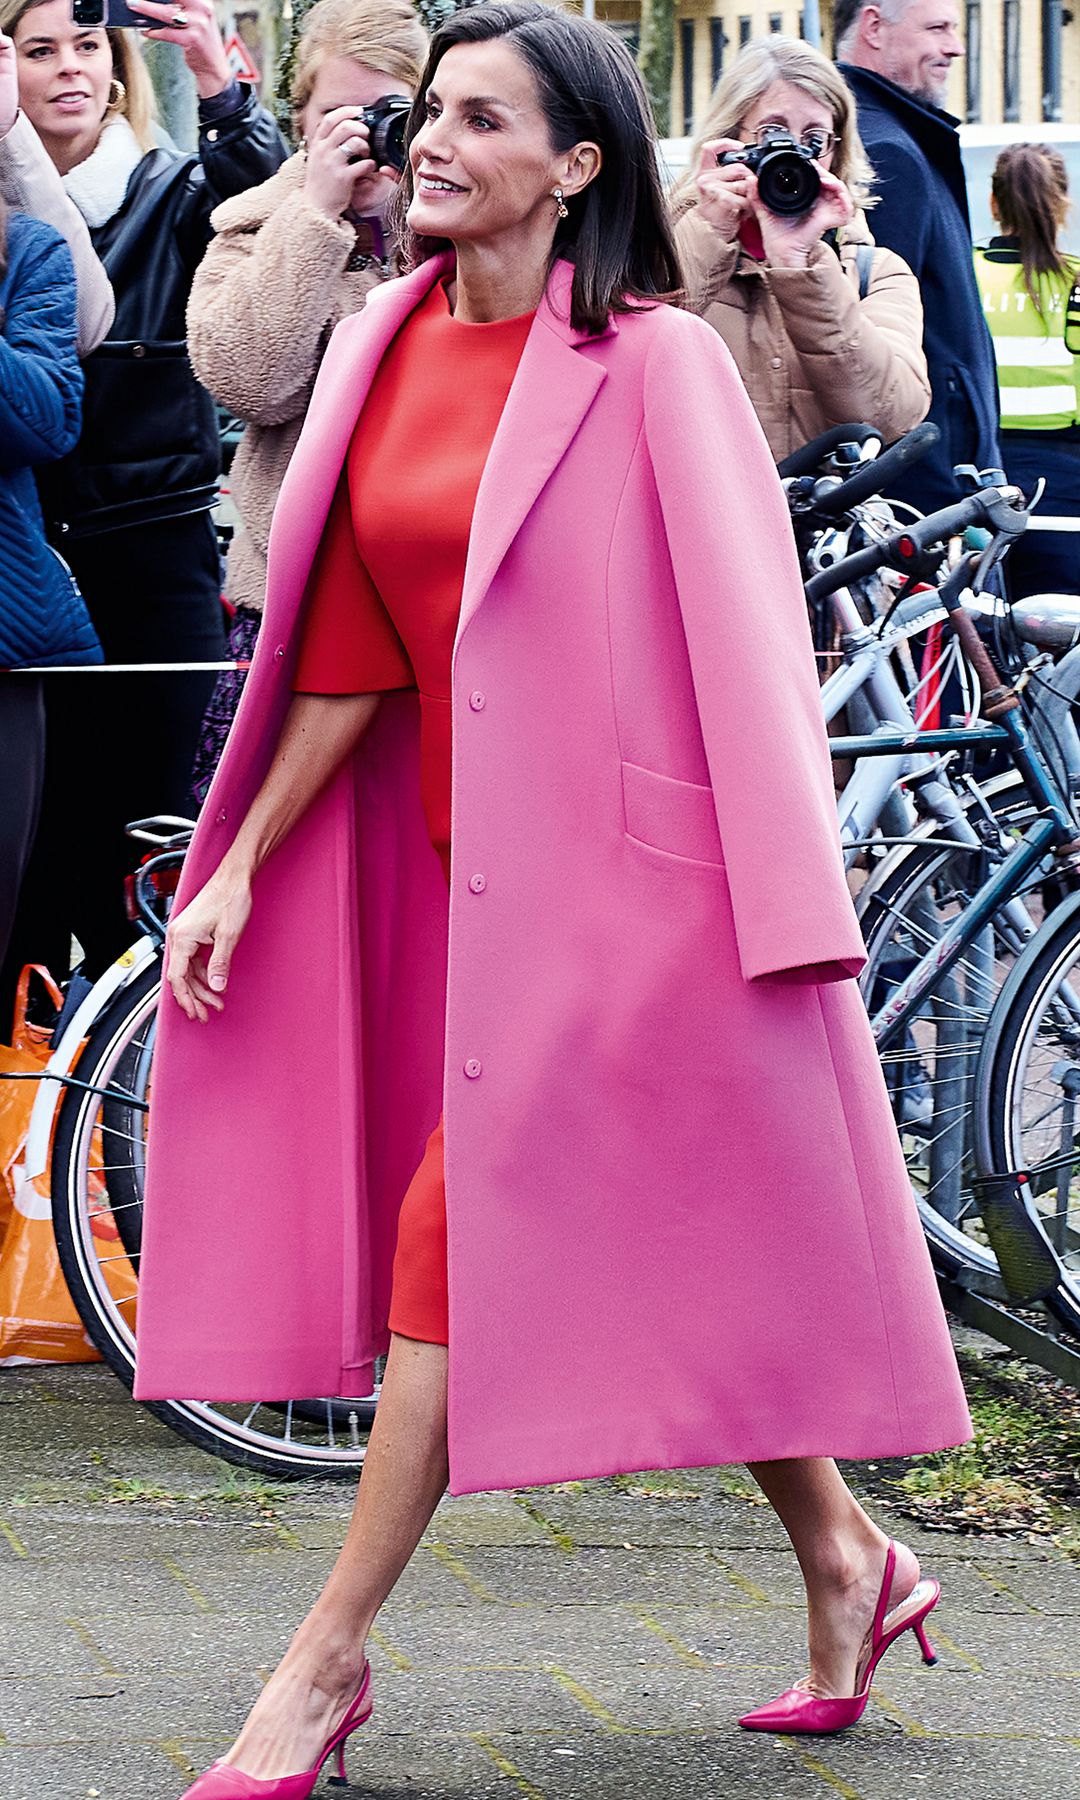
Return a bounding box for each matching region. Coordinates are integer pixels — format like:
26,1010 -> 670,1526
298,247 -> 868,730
292,473 -> 414,695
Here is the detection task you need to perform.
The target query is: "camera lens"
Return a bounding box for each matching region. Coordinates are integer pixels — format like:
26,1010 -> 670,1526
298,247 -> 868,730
755,147 -> 820,217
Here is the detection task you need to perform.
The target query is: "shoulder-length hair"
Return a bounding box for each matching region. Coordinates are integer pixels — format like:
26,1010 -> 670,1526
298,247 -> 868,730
290,0 -> 428,129
672,35 -> 875,214
991,142 -> 1072,314
390,0 -> 682,337
0,0 -> 157,155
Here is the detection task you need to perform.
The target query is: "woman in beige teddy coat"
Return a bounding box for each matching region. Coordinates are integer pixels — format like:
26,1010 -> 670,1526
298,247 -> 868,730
185,0 -> 426,796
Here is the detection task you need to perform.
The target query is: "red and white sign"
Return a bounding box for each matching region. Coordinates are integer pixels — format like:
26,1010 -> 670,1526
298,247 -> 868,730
223,32 -> 259,83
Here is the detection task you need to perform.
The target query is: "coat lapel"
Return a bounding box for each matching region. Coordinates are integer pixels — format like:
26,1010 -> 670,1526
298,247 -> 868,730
265,255 -> 452,623
457,261 -> 612,641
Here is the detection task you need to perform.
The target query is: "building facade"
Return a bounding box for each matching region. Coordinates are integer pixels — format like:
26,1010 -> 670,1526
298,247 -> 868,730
595,0 -> 1079,134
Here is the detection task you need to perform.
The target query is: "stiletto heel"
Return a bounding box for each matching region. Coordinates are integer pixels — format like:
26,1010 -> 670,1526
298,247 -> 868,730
913,1618 -> 938,1665
738,1541 -> 941,1736
179,1661 -> 372,1797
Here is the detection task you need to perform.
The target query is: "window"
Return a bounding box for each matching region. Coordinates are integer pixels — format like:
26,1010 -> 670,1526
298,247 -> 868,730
1003,0 -> 1020,120
965,0 -> 981,120
768,11 -> 783,28
739,14 -> 752,45
710,14 -> 727,86
680,17 -> 695,135
1043,0 -> 1063,119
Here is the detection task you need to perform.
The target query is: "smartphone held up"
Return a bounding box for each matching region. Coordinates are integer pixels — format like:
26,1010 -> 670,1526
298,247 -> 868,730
71,0 -> 153,28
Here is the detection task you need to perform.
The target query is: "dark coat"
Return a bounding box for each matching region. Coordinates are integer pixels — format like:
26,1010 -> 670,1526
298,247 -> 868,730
839,65 -> 1001,512
0,212 -> 99,667
38,87 -> 286,544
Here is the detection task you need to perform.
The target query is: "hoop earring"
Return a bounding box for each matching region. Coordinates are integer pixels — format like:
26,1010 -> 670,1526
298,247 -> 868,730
107,76 -> 126,112
553,186 -> 569,220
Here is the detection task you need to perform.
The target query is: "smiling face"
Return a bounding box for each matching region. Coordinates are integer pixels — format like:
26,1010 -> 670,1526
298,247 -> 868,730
406,38 -> 593,254
873,0 -> 963,107
738,78 -> 837,166
12,0 -> 112,172
300,54 -> 412,214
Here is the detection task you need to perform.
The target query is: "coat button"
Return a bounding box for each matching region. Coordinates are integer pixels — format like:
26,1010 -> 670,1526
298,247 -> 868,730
770,355 -> 782,369
469,690 -> 486,711
464,1058 -> 482,1079
133,343 -> 145,358
468,873 -> 486,894
216,808 -> 228,824
207,127 -> 219,142
274,644 -> 285,660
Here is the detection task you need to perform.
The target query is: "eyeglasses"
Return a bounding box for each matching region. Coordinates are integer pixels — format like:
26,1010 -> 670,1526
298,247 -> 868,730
748,123 -> 836,159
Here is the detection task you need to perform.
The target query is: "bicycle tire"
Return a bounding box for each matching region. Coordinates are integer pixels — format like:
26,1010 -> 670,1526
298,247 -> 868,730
974,889 -> 1080,1338
51,959 -> 376,1477
856,770 -> 1059,1283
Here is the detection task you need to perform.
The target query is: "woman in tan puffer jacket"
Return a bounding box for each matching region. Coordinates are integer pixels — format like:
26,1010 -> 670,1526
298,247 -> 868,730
185,0 -> 426,798
671,38 -> 929,463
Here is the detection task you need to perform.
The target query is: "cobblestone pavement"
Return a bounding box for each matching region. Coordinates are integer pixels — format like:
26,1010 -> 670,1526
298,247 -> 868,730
1,1364 -> 1078,1800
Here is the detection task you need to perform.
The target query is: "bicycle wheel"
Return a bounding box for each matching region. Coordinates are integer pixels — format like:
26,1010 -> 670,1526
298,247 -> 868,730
857,771 -> 1060,1281
975,889 -> 1080,1338
51,956 -> 378,1477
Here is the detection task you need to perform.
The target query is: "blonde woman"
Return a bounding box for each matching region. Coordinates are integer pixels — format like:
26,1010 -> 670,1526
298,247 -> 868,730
0,0 -> 284,1014
185,0 -> 427,799
671,37 -> 929,461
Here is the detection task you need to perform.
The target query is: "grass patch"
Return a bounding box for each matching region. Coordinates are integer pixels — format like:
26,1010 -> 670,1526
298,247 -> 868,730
879,1344 -> 1080,1548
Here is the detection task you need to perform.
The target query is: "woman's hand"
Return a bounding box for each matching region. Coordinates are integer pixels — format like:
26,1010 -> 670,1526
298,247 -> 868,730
0,30 -> 19,139
303,105 -> 399,221
694,138 -> 754,241
750,166 -> 856,270
129,0 -> 231,101
165,870 -> 253,1023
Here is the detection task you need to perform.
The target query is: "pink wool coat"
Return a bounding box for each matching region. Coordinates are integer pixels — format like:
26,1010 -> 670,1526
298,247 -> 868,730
134,255 -> 971,1493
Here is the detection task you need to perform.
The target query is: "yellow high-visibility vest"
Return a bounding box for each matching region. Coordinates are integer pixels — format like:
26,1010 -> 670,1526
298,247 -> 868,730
974,243 -> 1080,431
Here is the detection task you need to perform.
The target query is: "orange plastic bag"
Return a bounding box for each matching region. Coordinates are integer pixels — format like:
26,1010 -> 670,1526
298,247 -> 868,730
0,967 -> 138,1365
0,966 -> 60,1247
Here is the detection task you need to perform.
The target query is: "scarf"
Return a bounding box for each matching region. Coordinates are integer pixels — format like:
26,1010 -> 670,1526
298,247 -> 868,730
62,116 -> 144,229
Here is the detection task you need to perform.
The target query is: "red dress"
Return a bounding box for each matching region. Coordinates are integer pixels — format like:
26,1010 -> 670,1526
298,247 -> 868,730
293,277 -> 534,1345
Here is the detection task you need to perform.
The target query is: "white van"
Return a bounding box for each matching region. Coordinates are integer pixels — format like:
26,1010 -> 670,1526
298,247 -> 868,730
659,124 -> 1080,255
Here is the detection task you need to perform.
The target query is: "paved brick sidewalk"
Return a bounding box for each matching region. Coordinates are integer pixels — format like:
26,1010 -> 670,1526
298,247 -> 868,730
1,1364 -> 1078,1800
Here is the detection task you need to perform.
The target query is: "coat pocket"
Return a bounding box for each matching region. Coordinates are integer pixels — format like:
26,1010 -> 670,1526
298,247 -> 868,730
621,761 -> 725,867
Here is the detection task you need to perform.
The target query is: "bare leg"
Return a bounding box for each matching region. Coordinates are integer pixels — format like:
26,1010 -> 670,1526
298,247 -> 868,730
219,1334 -> 449,1781
746,1456 -> 921,1697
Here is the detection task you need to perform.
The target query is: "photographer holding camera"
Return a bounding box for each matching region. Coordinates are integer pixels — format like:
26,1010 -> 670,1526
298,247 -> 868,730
185,0 -> 427,797
671,38 -> 929,462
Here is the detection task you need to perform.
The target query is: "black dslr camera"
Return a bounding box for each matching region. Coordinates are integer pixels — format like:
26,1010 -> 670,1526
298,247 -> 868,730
717,134 -> 821,217
350,94 -> 412,173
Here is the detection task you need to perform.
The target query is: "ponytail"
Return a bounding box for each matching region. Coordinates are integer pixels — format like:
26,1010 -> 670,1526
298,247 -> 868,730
991,142 -> 1071,315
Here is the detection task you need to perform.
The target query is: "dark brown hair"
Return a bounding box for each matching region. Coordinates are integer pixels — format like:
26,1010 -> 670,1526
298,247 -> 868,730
992,142 -> 1071,314
391,0 -> 682,336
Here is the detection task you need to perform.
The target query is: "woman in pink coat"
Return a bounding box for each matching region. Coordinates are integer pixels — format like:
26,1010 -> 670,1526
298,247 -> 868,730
134,3 -> 972,1791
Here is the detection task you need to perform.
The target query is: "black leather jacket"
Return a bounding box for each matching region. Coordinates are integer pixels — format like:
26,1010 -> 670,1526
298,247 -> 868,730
39,87 -> 286,542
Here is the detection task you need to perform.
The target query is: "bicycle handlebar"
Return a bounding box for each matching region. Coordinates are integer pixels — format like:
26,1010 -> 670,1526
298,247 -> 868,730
776,423 -> 881,480
803,484 -> 1028,607
806,421 -> 941,520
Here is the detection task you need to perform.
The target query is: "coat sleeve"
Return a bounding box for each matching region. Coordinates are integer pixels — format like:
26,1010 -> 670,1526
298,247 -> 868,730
187,184 -> 355,427
0,112 -> 115,355
176,87 -> 288,268
0,228 -> 82,472
767,236 -> 930,441
642,309 -> 866,986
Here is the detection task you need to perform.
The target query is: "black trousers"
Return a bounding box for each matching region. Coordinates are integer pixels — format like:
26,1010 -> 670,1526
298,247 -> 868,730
0,513 -> 225,1024
0,676 -> 45,984
1002,433 -> 1080,600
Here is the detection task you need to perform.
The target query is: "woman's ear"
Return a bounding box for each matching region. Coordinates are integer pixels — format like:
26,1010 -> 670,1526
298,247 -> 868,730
561,140 -> 602,201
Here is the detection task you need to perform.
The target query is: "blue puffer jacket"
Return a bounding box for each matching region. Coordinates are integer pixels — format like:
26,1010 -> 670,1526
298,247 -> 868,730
0,210 -> 100,668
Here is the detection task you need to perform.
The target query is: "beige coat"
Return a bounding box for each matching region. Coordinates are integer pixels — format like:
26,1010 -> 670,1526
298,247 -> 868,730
0,112 -> 114,355
673,202 -> 930,462
186,153 -> 387,615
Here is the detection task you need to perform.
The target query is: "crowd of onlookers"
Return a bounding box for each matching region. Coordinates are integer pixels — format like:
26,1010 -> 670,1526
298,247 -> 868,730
1,0 -> 1077,1034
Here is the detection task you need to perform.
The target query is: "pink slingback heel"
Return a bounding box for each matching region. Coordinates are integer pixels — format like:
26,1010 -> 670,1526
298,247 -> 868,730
179,1661 -> 373,1797
738,1540 -> 940,1735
